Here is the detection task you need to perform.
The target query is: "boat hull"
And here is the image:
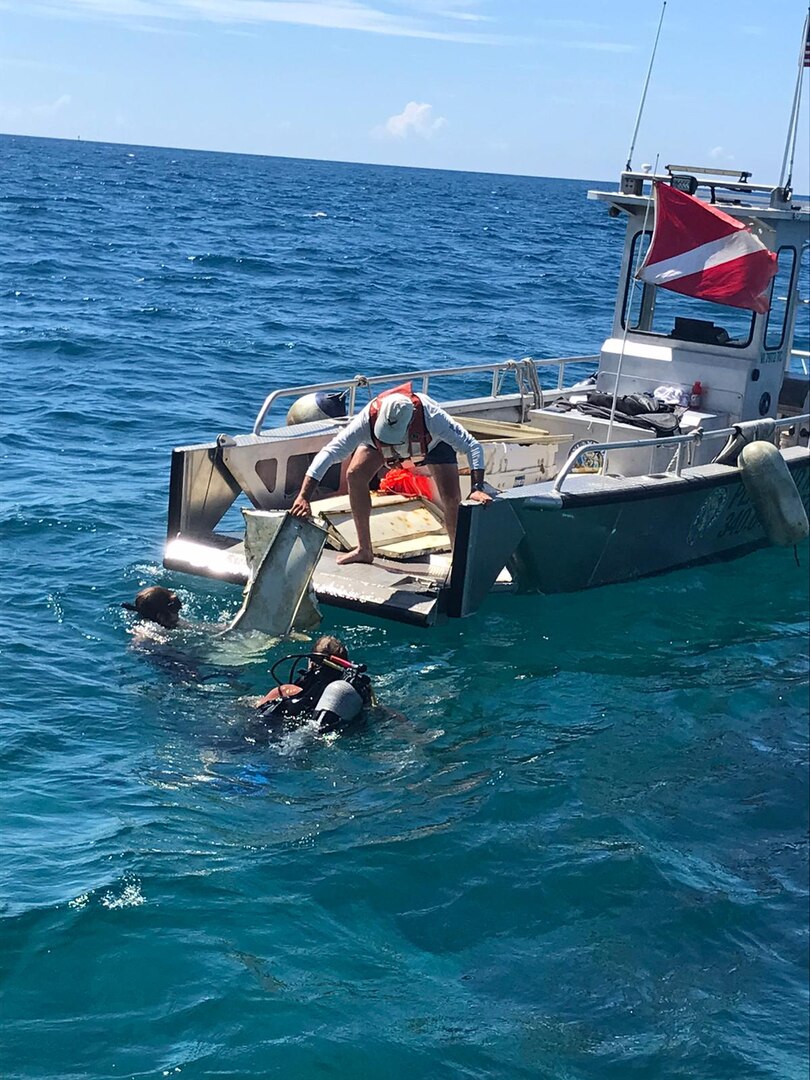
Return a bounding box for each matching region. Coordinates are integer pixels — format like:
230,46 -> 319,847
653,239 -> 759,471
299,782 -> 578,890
503,450 -> 810,594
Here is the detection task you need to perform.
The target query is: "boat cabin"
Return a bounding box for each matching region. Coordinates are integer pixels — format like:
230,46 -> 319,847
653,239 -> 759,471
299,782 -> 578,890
582,166 -> 810,458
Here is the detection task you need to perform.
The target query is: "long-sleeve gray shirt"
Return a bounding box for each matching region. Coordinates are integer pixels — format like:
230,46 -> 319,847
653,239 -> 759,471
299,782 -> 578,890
306,394 -> 485,482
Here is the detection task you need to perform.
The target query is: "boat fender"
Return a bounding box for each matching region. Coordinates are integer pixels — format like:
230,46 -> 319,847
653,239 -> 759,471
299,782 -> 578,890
286,391 -> 347,426
312,679 -> 364,730
739,441 -> 809,547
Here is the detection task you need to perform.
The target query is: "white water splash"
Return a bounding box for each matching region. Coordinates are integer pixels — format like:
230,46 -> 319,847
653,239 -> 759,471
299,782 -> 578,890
100,877 -> 146,910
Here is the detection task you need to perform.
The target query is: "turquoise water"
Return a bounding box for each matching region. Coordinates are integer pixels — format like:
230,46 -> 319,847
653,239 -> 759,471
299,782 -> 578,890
1,135 -> 808,1079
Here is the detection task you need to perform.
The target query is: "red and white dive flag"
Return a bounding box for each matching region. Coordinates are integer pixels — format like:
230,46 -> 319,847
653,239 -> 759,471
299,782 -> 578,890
637,181 -> 778,314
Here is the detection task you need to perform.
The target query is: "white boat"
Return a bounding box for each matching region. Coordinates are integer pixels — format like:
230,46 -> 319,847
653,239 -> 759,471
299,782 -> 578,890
163,0 -> 810,630
163,155 -> 809,627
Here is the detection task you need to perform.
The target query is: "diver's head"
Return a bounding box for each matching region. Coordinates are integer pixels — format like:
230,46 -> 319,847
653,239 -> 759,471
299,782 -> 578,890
124,586 -> 182,628
311,635 -> 348,661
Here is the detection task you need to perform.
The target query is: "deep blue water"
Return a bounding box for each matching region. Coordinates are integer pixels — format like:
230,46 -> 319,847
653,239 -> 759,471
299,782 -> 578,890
1,135 -> 808,1080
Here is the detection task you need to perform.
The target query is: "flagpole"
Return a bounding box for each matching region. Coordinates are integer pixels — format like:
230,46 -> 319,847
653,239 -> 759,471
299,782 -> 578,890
625,1 -> 667,171
778,8 -> 809,193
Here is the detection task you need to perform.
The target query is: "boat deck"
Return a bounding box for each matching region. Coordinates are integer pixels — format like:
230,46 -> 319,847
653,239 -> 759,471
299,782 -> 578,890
164,533 -> 457,626
312,548 -> 445,625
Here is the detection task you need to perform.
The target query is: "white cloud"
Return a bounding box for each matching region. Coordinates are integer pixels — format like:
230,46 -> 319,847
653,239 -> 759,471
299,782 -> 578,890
383,101 -> 446,139
12,1 -> 639,50
19,0 -> 507,43
0,93 -> 72,121
31,93 -> 72,116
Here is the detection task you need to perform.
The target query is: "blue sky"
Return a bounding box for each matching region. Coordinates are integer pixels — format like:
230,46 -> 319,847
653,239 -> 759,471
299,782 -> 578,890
1,0 -> 808,186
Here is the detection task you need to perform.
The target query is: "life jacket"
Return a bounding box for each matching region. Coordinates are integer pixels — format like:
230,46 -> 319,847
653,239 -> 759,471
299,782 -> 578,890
368,382 -> 431,465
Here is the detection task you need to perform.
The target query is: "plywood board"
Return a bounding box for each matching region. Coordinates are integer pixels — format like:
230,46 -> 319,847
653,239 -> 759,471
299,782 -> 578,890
458,417 -> 567,443
313,492 -> 451,559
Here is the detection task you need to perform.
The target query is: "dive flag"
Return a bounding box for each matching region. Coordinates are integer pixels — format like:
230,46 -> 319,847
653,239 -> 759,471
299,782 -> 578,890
637,181 -> 778,314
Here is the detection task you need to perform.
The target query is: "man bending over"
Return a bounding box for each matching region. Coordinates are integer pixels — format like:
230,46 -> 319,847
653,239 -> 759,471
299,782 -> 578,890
290,383 -> 492,565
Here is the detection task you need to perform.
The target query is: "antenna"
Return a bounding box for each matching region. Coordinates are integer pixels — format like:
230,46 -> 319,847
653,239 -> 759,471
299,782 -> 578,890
604,155 -> 660,454
779,8 -> 810,194
625,1 -> 667,172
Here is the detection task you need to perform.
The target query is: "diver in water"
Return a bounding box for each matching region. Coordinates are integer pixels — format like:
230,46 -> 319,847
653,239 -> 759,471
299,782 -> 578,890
254,634 -> 374,734
122,586 -> 183,629
121,593 -> 374,730
123,585 -> 254,689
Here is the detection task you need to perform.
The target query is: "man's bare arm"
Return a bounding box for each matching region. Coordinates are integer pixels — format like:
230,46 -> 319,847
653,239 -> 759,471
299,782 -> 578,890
291,474 -> 319,517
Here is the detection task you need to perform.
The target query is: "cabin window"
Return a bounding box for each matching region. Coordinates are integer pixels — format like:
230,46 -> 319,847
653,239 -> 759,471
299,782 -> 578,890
764,246 -> 798,352
622,230 -> 654,331
284,454 -> 341,497
622,229 -> 755,347
793,245 -> 810,368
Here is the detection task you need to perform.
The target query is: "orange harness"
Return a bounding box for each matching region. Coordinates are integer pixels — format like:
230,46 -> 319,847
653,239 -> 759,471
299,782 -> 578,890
369,382 -> 431,465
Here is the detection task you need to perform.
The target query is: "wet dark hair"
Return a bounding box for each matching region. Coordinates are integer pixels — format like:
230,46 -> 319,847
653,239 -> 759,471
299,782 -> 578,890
311,634 -> 348,660
122,586 -> 181,627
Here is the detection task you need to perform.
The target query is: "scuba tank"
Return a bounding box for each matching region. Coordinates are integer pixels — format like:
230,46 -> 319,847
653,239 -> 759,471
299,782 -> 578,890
312,680 -> 366,730
257,652 -> 373,731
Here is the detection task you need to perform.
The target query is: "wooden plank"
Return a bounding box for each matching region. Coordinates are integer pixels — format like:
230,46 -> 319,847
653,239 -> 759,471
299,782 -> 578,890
458,417 -> 566,443
314,491 -> 450,558
312,492 -> 411,513
377,534 -> 451,558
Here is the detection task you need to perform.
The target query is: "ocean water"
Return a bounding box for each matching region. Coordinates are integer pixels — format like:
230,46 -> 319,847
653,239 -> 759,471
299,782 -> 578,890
1,134 -> 808,1080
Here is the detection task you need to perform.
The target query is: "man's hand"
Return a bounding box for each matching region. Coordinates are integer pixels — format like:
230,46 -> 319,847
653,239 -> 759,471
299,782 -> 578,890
468,469 -> 493,504
291,475 -> 318,518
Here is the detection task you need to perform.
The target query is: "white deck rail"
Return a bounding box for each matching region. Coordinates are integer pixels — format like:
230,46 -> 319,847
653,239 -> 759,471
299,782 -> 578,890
546,413 -> 810,498
251,355 -> 600,435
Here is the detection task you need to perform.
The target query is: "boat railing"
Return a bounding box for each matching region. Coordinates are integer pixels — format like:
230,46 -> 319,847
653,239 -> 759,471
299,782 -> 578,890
251,355 -> 600,435
544,413 -> 810,500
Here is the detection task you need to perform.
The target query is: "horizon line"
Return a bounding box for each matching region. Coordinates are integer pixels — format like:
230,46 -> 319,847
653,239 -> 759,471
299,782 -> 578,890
0,129 -> 613,186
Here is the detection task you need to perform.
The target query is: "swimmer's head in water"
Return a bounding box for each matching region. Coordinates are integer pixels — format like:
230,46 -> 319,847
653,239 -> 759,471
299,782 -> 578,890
123,586 -> 182,628
311,635 -> 348,661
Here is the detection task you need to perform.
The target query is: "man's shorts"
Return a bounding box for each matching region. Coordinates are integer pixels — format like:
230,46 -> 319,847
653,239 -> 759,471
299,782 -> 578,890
423,441 -> 458,465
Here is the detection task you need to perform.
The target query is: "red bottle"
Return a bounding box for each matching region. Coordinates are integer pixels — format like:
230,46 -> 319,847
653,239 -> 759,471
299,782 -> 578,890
690,380 -> 703,409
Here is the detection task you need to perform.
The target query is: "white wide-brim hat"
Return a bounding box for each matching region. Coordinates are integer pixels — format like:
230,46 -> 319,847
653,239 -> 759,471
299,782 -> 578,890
374,394 -> 414,445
